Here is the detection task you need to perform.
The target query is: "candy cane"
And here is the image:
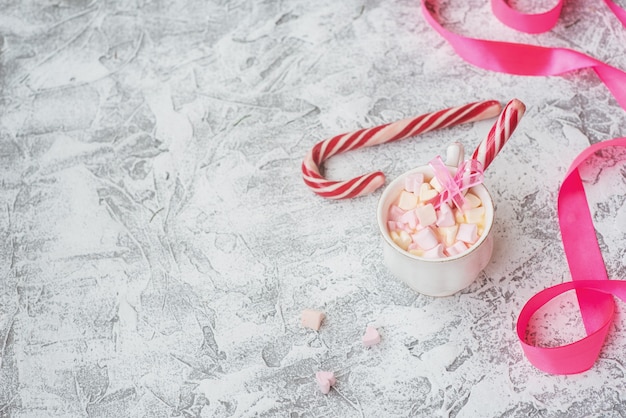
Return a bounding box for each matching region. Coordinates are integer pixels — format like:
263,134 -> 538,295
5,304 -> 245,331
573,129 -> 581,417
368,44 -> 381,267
471,99 -> 526,171
302,100 -> 502,199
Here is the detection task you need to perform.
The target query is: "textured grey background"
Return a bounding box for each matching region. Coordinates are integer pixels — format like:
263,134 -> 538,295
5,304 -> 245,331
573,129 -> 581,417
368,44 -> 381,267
2,0 -> 626,417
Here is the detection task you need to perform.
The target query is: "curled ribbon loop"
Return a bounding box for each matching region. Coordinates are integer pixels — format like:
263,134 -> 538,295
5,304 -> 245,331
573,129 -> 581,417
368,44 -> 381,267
517,138 -> 626,374
428,156 -> 484,212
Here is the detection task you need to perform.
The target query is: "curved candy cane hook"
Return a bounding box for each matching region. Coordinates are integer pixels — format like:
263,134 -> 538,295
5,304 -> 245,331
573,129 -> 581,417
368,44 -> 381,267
301,100 -> 502,199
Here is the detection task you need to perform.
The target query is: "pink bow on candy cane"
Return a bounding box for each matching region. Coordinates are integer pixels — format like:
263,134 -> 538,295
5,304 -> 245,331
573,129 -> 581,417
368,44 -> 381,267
428,156 -> 484,212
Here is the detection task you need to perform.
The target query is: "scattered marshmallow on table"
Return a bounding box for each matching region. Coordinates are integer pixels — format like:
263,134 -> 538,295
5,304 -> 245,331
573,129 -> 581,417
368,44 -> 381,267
301,309 -> 325,331
387,172 -> 487,259
362,326 -> 381,347
315,371 -> 336,394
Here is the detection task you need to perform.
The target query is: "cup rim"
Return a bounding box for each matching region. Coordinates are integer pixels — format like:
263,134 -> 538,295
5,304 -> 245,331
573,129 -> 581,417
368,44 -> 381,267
376,165 -> 494,263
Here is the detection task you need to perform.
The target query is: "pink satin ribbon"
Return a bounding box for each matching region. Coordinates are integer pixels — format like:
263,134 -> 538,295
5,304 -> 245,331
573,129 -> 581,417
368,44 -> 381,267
428,156 -> 484,212
421,0 -> 626,373
518,138 -> 626,374
422,0 -> 626,110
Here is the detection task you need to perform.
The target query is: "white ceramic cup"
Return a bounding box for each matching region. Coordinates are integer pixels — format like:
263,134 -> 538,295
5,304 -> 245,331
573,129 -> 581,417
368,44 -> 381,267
376,144 -> 494,297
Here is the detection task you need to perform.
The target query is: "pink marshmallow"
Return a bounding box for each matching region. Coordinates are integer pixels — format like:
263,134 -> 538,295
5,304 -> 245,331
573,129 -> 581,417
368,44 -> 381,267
362,326 -> 381,347
388,205 -> 405,222
404,173 -> 424,193
436,203 -> 455,227
422,244 -> 445,259
315,371 -> 336,394
412,227 -> 438,250
301,309 -> 325,331
457,223 -> 478,244
398,222 -> 413,233
446,241 -> 468,257
399,209 -> 418,230
389,221 -> 409,232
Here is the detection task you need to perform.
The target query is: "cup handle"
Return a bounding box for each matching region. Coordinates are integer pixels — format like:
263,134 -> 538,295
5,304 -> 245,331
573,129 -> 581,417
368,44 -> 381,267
445,142 -> 465,168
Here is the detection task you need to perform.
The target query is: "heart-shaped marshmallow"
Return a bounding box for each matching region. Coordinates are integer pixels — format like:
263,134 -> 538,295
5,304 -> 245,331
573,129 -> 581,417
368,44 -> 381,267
362,326 -> 381,347
315,371 -> 336,394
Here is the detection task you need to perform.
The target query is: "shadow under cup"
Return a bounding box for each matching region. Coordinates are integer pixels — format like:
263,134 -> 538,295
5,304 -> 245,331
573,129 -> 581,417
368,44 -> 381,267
376,165 -> 495,297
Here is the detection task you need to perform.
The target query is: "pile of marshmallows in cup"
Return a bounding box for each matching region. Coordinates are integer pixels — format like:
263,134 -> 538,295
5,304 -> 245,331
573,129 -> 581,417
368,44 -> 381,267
386,173 -> 486,259
376,143 -> 494,297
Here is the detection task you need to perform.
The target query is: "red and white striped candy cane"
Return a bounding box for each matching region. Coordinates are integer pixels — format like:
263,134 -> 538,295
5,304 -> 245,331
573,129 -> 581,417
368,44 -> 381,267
302,100 -> 502,199
471,99 -> 526,171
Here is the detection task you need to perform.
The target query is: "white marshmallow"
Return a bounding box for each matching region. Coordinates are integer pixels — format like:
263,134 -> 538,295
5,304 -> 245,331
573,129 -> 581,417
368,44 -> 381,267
391,230 -> 412,250
464,192 -> 482,209
397,191 -> 418,211
454,208 -> 465,224
430,176 -> 444,192
415,203 -> 437,227
438,224 -> 459,247
464,206 -> 485,224
419,183 -> 438,202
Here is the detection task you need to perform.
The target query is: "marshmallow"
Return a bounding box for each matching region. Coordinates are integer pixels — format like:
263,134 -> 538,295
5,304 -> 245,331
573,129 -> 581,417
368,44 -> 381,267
415,203 -> 437,227
422,244 -> 445,259
398,191 -> 418,211
388,205 -> 405,222
446,241 -> 468,257
419,183 -> 438,202
436,203 -> 455,227
391,230 -> 412,250
408,247 -> 424,257
404,173 -> 424,193
315,371 -> 336,394
454,208 -> 465,224
464,206 -> 485,224
399,209 -> 418,230
301,309 -> 325,331
457,223 -> 478,244
386,171 -> 488,259
390,222 -> 410,233
412,227 -> 439,250
464,192 -> 482,209
362,326 -> 381,347
438,224 -> 459,247
430,176 -> 444,192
